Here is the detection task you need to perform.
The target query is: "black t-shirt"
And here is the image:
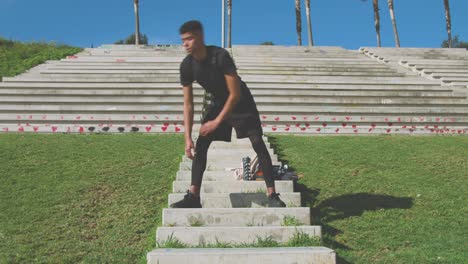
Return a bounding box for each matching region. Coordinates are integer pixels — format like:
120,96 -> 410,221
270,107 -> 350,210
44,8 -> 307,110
179,45 -> 258,117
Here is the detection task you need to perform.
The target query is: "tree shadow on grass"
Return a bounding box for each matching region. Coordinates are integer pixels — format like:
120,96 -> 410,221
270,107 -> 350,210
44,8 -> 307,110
296,183 -> 414,264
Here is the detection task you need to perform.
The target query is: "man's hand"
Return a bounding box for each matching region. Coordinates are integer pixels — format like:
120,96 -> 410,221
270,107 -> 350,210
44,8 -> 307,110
185,139 -> 195,160
199,120 -> 219,136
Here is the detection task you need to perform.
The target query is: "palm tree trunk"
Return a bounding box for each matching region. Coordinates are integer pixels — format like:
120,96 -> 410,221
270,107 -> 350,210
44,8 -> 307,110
227,0 -> 232,48
134,0 -> 140,45
305,0 -> 314,46
387,0 -> 400,47
373,0 -> 381,47
295,0 -> 302,46
443,0 -> 452,48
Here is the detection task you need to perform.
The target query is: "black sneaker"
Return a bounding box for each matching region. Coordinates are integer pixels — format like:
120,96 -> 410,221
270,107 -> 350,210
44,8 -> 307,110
170,190 -> 202,208
268,193 -> 286,207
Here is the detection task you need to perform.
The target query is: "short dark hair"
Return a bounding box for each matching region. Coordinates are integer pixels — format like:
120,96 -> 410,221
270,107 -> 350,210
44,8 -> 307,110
179,20 -> 203,35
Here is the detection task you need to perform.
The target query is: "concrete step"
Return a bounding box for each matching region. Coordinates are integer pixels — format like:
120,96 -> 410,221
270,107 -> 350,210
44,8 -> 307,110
241,75 -> 438,83
179,161 -> 283,171
61,57 -> 185,62
168,193 -> 301,208
1,104 -> 468,114
41,69 -> 180,74
48,62 -> 180,66
0,81 -> 448,91
45,65 -> 180,70
414,65 -> 468,70
424,69 -> 468,74
236,61 -> 395,67
175,170 -> 264,182
7,75 -> 436,84
3,95 -> 465,105
237,65 -> 391,71
2,76 -> 181,83
156,226 -> 321,245
147,247 -> 336,264
162,207 -> 310,227
191,141 -> 272,150
181,153 -> 278,163
1,88 -> 461,98
2,123 -> 466,135
36,73 -> 181,78
5,113 -> 468,125
238,71 -> 401,77
172,181 -> 293,193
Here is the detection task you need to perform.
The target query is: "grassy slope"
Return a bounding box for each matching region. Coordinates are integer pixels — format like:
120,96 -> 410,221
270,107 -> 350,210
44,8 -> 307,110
0,37 -> 82,80
269,135 -> 467,264
0,134 -> 184,263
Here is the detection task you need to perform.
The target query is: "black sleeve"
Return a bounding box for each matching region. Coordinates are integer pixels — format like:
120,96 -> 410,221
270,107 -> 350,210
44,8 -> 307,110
179,57 -> 193,86
218,49 -> 237,75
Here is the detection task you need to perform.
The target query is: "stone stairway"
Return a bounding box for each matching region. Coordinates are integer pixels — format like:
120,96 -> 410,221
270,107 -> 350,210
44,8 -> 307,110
360,47 -> 468,87
146,135 -> 336,264
0,44 -> 467,135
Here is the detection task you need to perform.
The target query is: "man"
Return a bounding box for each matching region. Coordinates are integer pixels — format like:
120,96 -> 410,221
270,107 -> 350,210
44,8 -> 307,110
170,20 -> 285,208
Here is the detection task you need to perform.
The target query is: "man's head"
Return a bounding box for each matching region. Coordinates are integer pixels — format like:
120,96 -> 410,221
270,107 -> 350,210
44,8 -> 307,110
179,20 -> 204,54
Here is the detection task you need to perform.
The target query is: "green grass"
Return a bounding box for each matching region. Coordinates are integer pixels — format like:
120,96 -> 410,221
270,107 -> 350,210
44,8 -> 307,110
0,37 -> 82,80
156,232 -> 320,249
281,215 -> 304,226
269,135 -> 468,264
1,134 -> 467,263
0,133 -> 184,263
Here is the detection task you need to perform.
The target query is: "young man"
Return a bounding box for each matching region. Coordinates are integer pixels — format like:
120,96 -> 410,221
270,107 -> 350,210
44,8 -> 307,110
170,20 -> 286,208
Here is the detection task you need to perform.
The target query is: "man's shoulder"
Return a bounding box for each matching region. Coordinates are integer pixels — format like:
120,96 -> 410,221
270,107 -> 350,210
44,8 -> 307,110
181,54 -> 193,64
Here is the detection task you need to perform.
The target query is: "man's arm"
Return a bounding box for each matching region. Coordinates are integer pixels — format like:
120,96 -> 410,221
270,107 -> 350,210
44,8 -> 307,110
183,84 -> 195,159
199,73 -> 241,136
214,73 -> 241,124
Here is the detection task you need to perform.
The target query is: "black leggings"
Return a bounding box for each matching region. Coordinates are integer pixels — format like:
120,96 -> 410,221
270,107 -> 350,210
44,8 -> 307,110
191,134 -> 275,188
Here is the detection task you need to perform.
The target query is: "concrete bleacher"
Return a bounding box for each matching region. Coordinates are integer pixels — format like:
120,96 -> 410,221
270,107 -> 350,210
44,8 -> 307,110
0,44 -> 467,135
361,47 -> 468,88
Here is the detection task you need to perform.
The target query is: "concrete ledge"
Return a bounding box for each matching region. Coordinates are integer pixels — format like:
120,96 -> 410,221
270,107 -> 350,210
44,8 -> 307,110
181,153 -> 278,163
156,226 -> 321,245
172,181 -> 294,194
162,207 -> 311,227
147,247 -> 336,264
179,161 -> 283,171
167,193 -> 302,208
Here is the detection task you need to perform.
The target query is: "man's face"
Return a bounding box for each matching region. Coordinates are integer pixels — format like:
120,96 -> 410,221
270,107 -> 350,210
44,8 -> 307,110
181,31 -> 203,54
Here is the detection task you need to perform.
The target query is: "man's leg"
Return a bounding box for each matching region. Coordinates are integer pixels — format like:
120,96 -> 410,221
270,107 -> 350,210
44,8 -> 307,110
248,133 -> 286,207
170,135 -> 212,208
190,135 -> 213,197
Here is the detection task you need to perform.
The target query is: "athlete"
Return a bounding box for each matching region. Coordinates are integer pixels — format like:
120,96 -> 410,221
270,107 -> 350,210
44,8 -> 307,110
170,20 -> 286,208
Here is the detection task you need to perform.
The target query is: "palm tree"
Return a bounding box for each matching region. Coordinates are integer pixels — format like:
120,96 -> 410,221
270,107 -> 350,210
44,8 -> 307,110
134,0 -> 140,45
305,0 -> 314,46
387,0 -> 400,47
227,0 -> 232,48
443,0 -> 452,48
295,0 -> 302,46
373,0 -> 381,47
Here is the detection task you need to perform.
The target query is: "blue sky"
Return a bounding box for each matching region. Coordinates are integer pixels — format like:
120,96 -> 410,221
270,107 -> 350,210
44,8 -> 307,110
0,0 -> 467,50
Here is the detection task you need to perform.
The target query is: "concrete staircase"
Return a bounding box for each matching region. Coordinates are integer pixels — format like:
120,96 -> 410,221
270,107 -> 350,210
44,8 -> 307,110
1,44 -> 467,135
231,45 -> 468,135
361,47 -> 468,87
147,135 -> 336,264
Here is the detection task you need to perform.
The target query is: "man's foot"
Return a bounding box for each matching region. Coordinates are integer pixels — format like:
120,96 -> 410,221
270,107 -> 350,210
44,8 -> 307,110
268,192 -> 286,207
170,190 -> 202,208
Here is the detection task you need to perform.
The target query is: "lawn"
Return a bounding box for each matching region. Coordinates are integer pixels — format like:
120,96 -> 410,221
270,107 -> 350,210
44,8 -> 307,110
0,37 -> 82,81
0,133 -> 466,263
269,135 -> 467,263
0,133 -> 184,263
